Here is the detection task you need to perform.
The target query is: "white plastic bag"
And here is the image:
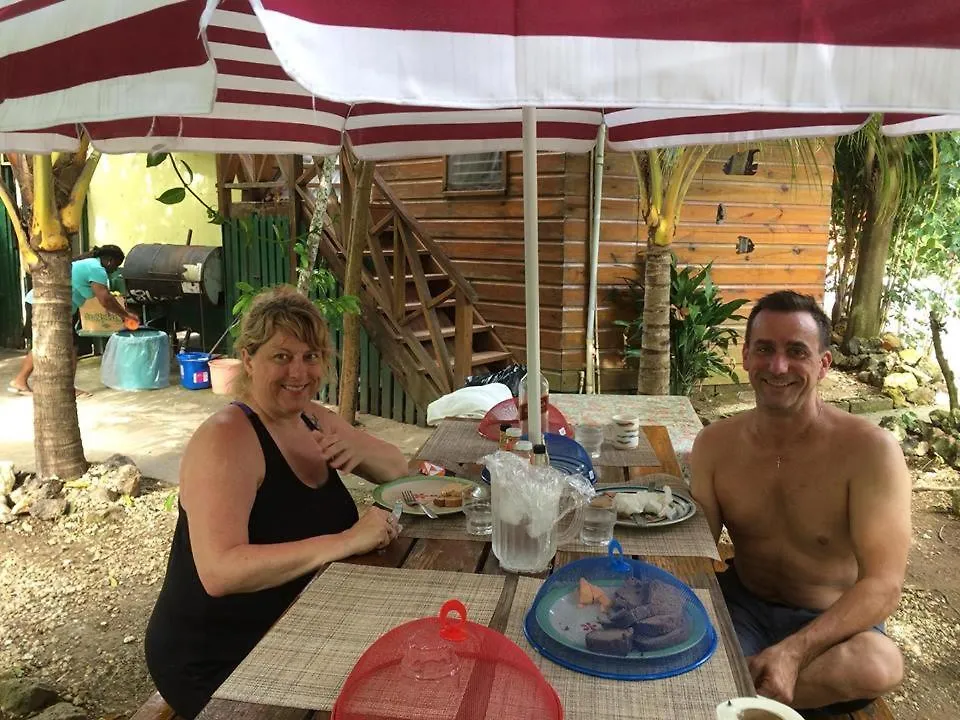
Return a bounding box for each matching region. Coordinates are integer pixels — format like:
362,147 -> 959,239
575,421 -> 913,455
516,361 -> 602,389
426,382 -> 512,425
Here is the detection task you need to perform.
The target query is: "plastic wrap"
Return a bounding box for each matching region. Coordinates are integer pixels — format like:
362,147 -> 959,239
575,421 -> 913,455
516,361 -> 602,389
100,329 -> 170,391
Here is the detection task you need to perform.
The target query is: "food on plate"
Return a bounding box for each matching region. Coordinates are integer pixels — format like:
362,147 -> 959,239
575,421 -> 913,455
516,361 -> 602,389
433,483 -> 466,507
577,576 -> 690,655
578,578 -> 612,610
584,627 -> 634,656
612,487 -> 680,521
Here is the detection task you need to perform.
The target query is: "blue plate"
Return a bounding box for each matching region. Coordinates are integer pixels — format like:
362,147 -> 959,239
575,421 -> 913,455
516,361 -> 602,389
481,432 -> 596,485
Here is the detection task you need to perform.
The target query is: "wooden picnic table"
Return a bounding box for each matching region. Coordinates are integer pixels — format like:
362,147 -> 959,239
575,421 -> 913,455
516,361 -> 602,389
197,420 -> 754,720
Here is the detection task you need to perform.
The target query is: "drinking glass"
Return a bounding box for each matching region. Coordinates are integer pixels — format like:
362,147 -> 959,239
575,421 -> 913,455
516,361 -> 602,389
580,497 -> 617,546
575,424 -> 604,459
462,484 -> 493,536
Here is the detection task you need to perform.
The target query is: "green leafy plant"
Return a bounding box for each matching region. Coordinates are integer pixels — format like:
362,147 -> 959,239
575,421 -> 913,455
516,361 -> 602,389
147,152 -> 227,226
229,236 -> 361,337
616,257 -> 749,395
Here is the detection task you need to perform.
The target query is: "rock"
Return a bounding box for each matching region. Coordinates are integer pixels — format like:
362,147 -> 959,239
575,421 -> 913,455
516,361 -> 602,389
865,337 -> 884,351
860,355 -> 881,373
0,506 -> 13,524
39,479 -> 64,499
88,486 -> 119,504
903,364 -> 933,386
830,348 -> 852,369
883,388 -> 908,408
856,371 -> 873,384
849,397 -> 895,414
906,386 -> 937,406
929,409 -> 954,431
881,332 -> 903,351
103,464 -> 141,498
884,372 -> 920,393
20,475 -> 44,496
932,435 -> 960,465
9,487 -> 26,505
31,702 -> 86,720
0,461 -> 15,496
846,337 -> 864,356
83,506 -> 124,525
883,419 -> 907,442
11,498 -> 31,515
898,348 -> 923,366
28,498 -> 68,521
101,454 -> 136,469
901,437 -> 930,457
0,678 -> 58,717
918,357 -> 943,380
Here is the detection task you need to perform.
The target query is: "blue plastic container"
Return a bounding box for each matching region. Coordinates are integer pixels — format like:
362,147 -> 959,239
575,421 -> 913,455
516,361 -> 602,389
177,352 -> 212,390
101,330 -> 171,391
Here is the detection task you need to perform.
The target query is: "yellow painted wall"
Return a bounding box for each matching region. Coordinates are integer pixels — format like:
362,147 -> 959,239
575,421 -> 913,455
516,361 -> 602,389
87,153 -> 221,254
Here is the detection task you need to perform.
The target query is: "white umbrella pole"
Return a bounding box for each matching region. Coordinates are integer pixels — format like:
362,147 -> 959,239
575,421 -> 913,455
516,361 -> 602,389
522,107 -> 543,445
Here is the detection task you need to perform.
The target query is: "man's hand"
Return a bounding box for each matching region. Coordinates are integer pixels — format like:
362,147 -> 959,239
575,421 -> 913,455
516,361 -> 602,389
313,428 -> 363,474
748,641 -> 803,705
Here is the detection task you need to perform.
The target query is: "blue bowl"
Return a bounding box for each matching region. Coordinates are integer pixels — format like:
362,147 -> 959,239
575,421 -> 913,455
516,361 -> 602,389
481,432 -> 596,485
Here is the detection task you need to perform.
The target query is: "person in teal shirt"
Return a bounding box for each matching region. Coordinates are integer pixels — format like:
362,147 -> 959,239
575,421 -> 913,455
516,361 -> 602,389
9,245 -> 138,396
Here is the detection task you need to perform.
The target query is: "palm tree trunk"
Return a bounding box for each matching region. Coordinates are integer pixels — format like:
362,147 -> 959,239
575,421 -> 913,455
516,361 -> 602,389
32,249 -> 87,479
846,165 -> 899,341
338,160 -> 374,424
638,246 -> 671,395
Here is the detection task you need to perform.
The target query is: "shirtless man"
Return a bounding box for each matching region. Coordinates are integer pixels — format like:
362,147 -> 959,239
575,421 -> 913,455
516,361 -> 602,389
691,290 -> 910,713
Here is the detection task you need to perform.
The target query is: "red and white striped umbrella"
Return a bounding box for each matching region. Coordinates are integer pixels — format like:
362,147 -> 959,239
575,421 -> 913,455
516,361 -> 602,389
3,1 -> 959,156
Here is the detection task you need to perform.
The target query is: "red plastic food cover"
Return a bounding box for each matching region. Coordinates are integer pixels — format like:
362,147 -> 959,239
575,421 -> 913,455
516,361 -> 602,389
478,399 -> 574,441
332,600 -> 562,720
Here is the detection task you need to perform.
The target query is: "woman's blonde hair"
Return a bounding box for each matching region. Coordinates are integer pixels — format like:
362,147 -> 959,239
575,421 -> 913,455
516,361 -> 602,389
233,286 -> 333,397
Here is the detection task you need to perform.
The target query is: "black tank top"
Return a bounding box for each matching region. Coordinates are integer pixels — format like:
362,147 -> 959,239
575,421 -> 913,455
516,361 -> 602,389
145,403 -> 359,719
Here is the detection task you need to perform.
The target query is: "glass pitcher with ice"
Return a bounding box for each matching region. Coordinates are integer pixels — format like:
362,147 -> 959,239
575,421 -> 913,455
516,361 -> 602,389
484,451 -> 594,573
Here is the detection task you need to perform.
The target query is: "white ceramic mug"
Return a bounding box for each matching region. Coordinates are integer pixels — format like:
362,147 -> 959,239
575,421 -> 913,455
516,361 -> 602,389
611,414 -> 640,449
715,697 -> 805,720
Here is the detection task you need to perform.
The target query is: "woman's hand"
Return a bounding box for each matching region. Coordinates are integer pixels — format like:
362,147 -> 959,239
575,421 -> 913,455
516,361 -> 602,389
313,427 -> 364,474
343,507 -> 400,555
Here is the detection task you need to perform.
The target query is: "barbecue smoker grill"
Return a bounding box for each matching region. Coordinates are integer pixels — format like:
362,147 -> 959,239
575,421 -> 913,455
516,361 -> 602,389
121,243 -> 226,350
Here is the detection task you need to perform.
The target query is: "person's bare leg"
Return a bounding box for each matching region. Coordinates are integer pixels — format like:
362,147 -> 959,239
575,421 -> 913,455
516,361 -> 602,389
791,631 -> 903,709
9,352 -> 33,393
72,345 -> 91,397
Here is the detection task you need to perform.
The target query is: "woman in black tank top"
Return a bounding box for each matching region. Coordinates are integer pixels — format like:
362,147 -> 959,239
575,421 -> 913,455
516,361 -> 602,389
145,288 -> 408,718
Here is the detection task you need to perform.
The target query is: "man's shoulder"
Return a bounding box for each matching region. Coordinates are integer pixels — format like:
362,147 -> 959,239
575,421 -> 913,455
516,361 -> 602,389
693,411 -> 751,457
824,404 -> 899,451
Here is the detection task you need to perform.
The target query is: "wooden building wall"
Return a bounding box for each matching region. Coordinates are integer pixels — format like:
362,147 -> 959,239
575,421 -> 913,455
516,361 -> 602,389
376,145 -> 834,392
586,145 -> 834,391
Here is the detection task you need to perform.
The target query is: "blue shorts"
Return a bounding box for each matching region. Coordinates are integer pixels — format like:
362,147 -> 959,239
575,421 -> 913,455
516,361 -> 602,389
718,562 -> 885,716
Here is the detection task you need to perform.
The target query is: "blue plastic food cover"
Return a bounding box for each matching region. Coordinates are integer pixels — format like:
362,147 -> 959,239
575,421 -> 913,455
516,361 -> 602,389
101,330 -> 170,391
524,541 -> 717,680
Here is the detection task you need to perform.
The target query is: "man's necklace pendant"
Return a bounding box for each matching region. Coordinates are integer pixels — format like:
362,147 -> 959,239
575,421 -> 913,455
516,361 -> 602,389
777,455 -> 782,470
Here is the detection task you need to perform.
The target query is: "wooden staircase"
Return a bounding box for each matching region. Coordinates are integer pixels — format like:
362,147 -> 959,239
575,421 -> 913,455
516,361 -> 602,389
311,162 -> 514,415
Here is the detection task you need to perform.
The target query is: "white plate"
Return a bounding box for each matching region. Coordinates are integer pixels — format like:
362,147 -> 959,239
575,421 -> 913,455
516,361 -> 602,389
599,485 -> 697,529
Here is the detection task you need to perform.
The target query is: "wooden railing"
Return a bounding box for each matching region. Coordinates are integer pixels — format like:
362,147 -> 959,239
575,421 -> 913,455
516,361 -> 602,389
314,166 -> 509,409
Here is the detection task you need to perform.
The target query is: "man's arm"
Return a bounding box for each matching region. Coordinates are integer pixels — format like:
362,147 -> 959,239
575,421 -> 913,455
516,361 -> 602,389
787,426 -> 910,665
690,426 -> 723,544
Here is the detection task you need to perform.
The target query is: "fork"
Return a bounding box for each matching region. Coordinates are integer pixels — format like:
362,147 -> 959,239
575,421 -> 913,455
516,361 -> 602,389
401,489 -> 438,519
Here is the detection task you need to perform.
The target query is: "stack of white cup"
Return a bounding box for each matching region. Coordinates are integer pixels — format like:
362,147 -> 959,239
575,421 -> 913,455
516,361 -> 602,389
611,415 -> 640,449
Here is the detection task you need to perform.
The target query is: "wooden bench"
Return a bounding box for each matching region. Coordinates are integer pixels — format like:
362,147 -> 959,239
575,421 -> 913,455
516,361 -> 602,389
129,692 -> 180,720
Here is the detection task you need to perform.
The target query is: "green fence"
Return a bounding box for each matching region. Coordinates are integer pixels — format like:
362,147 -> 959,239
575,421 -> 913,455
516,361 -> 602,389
221,215 -> 423,425
0,165 -> 23,349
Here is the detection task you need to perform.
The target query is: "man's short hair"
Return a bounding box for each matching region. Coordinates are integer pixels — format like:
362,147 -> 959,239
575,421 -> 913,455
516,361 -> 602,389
745,291 -> 831,351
